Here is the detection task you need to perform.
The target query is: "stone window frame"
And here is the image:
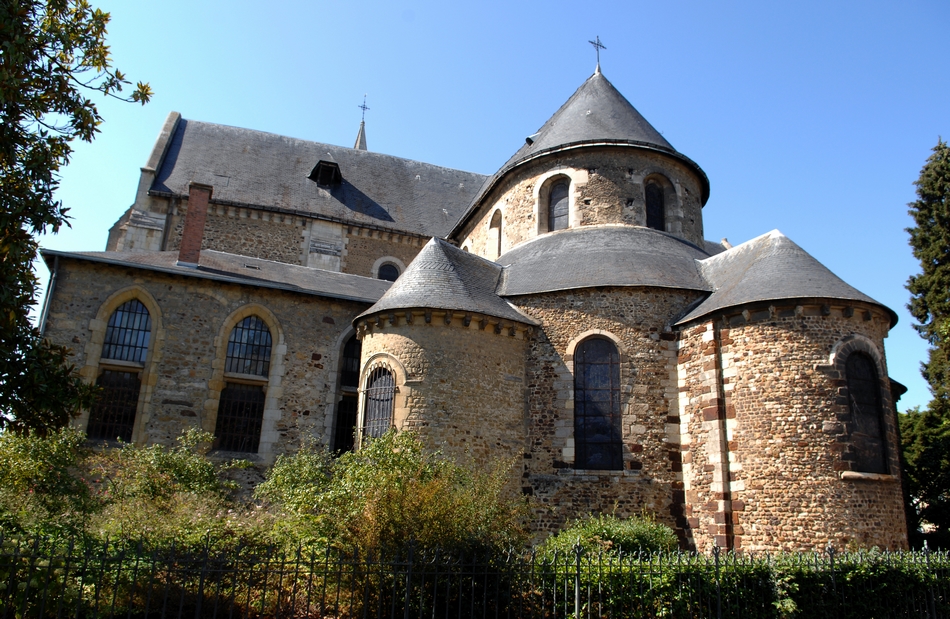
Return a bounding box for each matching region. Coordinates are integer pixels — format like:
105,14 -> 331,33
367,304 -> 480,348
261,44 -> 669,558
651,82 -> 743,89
563,329 -> 630,472
78,286 -> 165,444
203,304 -> 286,459
488,208 -> 504,259
824,334 -> 899,481
642,173 -> 676,232
356,353 -> 409,447
372,256 -> 406,281
535,170 -> 584,234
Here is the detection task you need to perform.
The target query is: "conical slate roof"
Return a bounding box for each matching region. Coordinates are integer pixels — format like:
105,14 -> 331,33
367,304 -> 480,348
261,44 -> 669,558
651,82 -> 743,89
676,230 -> 897,326
358,238 -> 537,325
501,70 -> 674,170
449,71 -> 709,239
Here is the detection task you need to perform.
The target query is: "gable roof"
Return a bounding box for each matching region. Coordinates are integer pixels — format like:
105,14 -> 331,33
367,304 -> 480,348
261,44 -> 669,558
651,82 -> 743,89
496,225 -> 712,296
449,71 -> 709,239
676,230 -> 897,326
41,248 -> 391,304
150,118 -> 487,238
358,238 -> 537,325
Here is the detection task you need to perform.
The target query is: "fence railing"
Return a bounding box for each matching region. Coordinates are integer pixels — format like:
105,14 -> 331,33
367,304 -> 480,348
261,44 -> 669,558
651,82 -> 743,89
2,534 -> 949,618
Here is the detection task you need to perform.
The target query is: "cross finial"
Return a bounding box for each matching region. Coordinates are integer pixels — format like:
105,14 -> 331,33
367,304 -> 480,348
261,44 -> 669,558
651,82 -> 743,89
358,94 -> 370,122
588,36 -> 606,72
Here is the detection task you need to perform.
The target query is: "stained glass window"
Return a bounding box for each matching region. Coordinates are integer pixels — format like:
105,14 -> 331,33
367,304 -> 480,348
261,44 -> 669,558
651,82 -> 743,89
846,353 -> 887,474
102,300 -> 151,363
225,316 -> 272,376
646,182 -> 664,231
574,337 -> 623,470
363,367 -> 395,439
87,370 -> 140,442
215,383 -> 265,453
549,181 -> 569,231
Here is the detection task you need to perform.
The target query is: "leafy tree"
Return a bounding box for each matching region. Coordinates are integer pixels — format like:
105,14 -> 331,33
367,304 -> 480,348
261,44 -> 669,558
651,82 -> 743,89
904,139 -> 950,547
0,0 -> 151,432
907,139 -> 950,399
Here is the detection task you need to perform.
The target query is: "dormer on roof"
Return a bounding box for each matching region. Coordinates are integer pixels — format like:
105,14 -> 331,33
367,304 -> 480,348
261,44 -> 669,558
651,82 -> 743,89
308,160 -> 342,186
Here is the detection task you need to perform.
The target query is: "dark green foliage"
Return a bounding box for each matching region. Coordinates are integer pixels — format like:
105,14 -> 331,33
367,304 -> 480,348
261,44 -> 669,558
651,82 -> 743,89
901,403 -> 950,548
256,431 -> 530,555
538,512 -> 679,557
904,140 -> 950,548
0,0 -> 150,432
0,427 -> 94,537
907,139 -> 950,400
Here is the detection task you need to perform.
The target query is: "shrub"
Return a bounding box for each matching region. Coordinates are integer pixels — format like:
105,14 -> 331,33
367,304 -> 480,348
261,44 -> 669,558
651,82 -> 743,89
257,431 -> 529,556
539,512 -> 679,557
0,427 -> 95,538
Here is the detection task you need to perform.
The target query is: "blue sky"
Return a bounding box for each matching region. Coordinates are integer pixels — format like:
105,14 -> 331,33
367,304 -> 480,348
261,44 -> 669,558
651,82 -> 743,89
37,0 -> 950,412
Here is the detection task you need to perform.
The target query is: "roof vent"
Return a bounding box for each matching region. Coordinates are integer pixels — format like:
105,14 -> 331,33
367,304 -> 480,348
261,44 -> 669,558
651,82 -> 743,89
308,160 -> 342,186
525,132 -> 540,145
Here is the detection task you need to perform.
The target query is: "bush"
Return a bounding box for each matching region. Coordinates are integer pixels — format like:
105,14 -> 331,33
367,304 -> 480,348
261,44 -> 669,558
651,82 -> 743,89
0,427 -> 95,538
539,512 -> 679,557
257,431 -> 529,556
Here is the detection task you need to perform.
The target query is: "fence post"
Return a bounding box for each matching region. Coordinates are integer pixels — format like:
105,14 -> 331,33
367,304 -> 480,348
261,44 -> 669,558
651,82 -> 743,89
573,543 -> 583,619
714,545 -> 722,619
404,541 -> 415,619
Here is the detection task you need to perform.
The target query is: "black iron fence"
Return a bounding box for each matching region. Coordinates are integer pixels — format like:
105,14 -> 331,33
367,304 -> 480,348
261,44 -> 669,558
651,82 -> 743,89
2,534 -> 949,618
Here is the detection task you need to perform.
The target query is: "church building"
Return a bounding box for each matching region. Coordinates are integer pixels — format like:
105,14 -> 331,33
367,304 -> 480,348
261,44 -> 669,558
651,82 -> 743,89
39,67 -> 909,552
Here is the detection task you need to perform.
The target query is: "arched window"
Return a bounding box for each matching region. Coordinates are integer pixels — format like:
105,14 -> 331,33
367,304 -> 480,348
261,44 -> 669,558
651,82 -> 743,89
333,335 -> 362,452
573,337 -> 623,470
549,181 -> 570,231
87,299 -> 152,442
645,182 -> 665,231
489,210 -> 503,259
363,366 -> 395,439
215,316 -> 272,452
377,263 -> 400,282
846,353 -> 887,473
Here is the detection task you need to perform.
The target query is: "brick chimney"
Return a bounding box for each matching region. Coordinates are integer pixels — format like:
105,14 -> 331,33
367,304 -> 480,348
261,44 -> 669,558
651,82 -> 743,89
178,182 -> 213,266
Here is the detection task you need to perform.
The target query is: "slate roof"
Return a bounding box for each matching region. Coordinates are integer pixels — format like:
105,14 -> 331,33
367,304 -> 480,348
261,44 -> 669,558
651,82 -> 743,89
358,238 -> 537,325
150,118 -> 487,238
41,249 -> 390,304
449,71 -> 709,239
676,230 -> 897,326
496,225 -> 712,297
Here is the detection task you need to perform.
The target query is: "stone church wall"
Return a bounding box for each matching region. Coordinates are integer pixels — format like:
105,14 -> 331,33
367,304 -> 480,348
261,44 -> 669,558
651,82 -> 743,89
43,257 -> 371,462
357,312 -> 528,478
457,148 -> 705,258
677,303 -> 907,552
341,227 -> 426,278
509,286 -> 705,539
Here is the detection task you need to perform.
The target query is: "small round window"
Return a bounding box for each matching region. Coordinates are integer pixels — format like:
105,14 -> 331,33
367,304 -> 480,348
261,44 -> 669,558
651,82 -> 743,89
377,263 -> 400,282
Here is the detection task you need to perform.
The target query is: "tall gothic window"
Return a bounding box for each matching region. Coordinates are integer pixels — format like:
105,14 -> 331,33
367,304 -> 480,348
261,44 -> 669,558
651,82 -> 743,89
846,353 -> 887,473
215,316 -> 272,452
363,366 -> 395,440
333,335 -> 362,452
574,337 -> 623,470
645,182 -> 665,231
549,181 -> 569,231
87,299 -> 152,442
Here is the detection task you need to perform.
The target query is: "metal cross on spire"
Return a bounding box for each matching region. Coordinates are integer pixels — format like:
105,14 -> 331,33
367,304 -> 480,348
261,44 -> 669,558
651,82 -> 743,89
588,36 -> 606,72
358,94 -> 370,122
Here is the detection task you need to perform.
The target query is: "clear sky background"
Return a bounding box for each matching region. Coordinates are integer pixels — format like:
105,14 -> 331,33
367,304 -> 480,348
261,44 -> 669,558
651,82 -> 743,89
36,0 -> 949,412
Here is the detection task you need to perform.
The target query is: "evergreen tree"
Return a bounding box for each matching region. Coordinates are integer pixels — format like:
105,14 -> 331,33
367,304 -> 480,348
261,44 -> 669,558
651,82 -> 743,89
907,139 -> 950,399
0,0 -> 150,432
904,139 -> 950,547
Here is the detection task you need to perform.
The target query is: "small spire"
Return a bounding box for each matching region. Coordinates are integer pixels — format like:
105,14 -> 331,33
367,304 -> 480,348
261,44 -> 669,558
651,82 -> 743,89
588,36 -> 606,73
354,94 -> 369,151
